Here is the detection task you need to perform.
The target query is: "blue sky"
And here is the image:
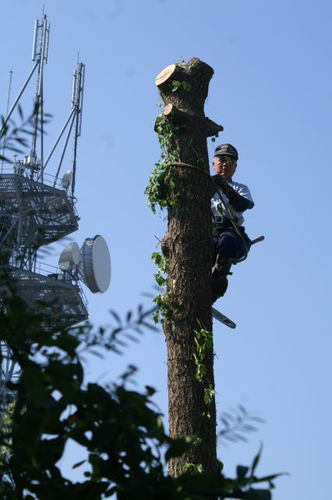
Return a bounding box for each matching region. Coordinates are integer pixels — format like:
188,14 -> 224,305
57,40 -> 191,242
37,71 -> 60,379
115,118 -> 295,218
1,1 -> 331,499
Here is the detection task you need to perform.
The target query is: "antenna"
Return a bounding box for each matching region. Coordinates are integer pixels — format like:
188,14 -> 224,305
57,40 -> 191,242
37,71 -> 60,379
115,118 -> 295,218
1,14 -> 85,197
0,14 -> 110,423
47,61 -> 85,192
31,19 -> 38,61
71,62 -> 85,197
32,14 -> 50,64
31,14 -> 50,181
0,13 -> 87,322
58,236 -> 111,293
0,14 -> 49,144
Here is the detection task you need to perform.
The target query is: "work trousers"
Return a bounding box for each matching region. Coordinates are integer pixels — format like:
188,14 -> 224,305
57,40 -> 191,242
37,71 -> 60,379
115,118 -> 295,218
213,227 -> 251,264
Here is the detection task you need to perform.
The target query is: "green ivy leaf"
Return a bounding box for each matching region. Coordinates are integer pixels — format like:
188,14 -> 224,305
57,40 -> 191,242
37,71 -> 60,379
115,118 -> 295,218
237,465 -> 249,481
182,80 -> 191,92
171,80 -> 182,92
251,444 -> 263,476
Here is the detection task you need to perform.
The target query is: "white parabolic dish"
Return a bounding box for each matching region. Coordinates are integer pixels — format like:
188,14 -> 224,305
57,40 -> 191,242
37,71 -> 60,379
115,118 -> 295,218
82,235 -> 111,293
58,242 -> 80,271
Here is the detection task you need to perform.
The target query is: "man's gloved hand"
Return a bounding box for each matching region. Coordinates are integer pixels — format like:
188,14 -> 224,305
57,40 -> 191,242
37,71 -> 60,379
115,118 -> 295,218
212,174 -> 254,211
211,174 -> 231,193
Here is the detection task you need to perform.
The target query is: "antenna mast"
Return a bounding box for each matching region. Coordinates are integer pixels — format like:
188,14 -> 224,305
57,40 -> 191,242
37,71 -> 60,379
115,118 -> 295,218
31,14 -> 50,181
71,62 -> 85,197
0,15 -> 89,415
50,62 -> 85,193
0,14 -> 110,434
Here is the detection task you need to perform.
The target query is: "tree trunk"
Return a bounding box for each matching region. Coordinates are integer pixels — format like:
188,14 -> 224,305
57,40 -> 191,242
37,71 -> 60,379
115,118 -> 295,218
154,58 -> 223,476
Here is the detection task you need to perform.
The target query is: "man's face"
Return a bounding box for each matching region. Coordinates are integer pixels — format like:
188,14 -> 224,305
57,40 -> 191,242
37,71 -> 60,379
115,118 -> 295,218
213,155 -> 237,180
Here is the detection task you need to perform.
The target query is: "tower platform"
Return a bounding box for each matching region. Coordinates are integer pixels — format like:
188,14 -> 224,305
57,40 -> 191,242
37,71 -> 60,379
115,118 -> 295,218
0,170 -> 78,250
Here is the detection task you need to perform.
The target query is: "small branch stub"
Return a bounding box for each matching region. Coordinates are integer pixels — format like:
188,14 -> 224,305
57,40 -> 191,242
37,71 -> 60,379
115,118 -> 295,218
155,64 -> 177,87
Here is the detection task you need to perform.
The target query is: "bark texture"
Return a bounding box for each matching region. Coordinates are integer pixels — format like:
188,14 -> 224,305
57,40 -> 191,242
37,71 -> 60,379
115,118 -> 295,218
155,58 -> 223,476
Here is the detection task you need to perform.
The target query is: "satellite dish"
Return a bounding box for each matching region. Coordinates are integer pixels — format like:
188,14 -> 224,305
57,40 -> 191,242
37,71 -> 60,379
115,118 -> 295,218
58,242 -> 80,271
81,235 -> 111,293
61,170 -> 73,189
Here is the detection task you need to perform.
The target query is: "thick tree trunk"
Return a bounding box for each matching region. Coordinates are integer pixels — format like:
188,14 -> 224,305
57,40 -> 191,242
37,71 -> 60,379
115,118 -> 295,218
154,58 -> 223,476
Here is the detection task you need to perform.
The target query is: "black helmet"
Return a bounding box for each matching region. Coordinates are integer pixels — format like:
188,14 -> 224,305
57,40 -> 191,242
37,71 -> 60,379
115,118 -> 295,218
214,143 -> 238,160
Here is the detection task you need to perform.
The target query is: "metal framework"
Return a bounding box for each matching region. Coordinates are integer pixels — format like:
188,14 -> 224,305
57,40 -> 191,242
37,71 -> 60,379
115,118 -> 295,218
0,14 -> 87,412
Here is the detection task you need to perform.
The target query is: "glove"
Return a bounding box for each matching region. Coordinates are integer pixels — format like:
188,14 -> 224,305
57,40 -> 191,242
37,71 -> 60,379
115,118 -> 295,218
211,174 -> 231,193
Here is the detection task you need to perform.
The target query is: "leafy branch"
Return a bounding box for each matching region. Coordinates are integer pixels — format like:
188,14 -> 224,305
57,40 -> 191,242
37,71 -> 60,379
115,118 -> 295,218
220,405 -> 265,444
107,302 -> 159,350
0,105 -> 51,163
0,269 -> 283,499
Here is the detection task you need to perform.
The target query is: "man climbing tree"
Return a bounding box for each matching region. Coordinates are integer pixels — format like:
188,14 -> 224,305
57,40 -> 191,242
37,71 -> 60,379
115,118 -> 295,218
147,58 -> 264,480
211,143 -> 254,302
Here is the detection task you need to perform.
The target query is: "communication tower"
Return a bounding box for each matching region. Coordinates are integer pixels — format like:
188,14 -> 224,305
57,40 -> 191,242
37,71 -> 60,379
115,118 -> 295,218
0,15 -> 111,410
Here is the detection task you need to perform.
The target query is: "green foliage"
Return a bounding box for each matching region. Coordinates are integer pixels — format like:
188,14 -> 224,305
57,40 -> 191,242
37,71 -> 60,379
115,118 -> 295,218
181,462 -> 204,474
193,328 -> 213,384
152,290 -> 169,324
0,107 -> 282,498
146,100 -> 184,326
151,252 -> 169,323
219,405 -> 265,444
0,107 -> 51,163
171,80 -> 192,93
108,302 -> 159,347
204,385 -> 215,406
181,81 -> 192,92
193,329 -> 215,420
171,80 -> 182,92
152,251 -> 167,285
0,282 -> 167,498
0,261 -> 280,499
0,271 -> 283,499
145,115 -> 182,213
0,403 -> 14,466
0,401 -> 14,488
175,57 -> 186,69
151,252 -> 167,273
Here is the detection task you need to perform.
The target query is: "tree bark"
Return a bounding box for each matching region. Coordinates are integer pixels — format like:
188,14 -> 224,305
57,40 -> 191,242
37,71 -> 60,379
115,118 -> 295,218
154,58 -> 223,476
